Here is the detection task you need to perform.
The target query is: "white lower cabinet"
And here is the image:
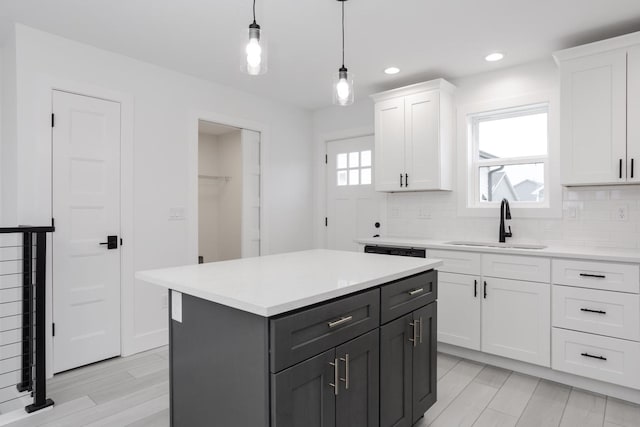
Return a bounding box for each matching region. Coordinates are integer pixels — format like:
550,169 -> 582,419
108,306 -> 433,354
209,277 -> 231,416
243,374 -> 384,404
437,272 -> 481,350
552,328 -> 640,390
481,278 -> 551,367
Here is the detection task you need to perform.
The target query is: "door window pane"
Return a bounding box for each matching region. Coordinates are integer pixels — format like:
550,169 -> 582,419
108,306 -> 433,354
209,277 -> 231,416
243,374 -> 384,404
361,150 -> 372,167
361,168 -> 372,185
349,152 -> 359,168
349,169 -> 360,185
337,170 -> 348,186
337,153 -> 347,169
479,163 -> 545,202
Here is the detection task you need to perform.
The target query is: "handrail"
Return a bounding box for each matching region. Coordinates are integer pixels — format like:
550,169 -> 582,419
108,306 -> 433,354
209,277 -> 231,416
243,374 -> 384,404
0,225 -> 55,414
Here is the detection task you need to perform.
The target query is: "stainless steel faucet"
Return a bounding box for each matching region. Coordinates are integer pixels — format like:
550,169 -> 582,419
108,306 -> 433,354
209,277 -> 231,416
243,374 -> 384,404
499,198 -> 512,243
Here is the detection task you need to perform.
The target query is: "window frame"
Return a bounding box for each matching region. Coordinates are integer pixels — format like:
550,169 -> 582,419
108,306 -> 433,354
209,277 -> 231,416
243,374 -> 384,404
457,91 -> 561,219
470,103 -> 550,208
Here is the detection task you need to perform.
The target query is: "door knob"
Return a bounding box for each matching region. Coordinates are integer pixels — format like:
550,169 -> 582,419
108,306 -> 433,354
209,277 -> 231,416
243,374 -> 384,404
99,235 -> 118,250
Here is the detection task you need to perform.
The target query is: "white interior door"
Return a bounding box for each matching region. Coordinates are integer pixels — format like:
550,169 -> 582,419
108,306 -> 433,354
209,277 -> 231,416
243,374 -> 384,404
326,135 -> 386,251
241,129 -> 261,257
52,90 -> 121,373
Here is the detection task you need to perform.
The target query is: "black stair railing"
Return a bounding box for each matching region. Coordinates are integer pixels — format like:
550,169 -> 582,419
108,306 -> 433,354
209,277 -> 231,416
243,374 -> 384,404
0,225 -> 54,413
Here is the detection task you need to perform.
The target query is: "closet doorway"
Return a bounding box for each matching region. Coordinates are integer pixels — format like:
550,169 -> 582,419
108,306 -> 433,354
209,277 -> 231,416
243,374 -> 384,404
198,121 -> 261,262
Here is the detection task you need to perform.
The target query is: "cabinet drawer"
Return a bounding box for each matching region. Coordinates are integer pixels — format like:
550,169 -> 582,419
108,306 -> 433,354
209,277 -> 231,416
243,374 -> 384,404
427,250 -> 481,275
552,259 -> 639,293
483,254 -> 550,283
381,270 -> 437,324
552,285 -> 640,341
552,328 -> 640,389
270,289 -> 379,372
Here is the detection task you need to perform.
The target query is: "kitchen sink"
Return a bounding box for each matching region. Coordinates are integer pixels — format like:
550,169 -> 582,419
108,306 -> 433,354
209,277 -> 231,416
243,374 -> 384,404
444,241 -> 547,250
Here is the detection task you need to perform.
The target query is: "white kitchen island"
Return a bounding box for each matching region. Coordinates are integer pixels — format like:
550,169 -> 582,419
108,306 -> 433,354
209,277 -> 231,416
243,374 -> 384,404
137,249 -> 442,427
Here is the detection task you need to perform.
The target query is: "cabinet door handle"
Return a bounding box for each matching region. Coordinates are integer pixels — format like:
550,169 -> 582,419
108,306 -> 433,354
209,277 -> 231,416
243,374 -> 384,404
474,280 -> 477,298
409,320 -> 418,347
419,316 -> 423,344
581,352 -> 607,361
329,358 -> 339,395
579,273 -> 606,279
400,174 -> 404,187
339,354 -> 350,390
408,288 -> 424,296
620,158 -> 623,179
484,281 -> 487,299
405,173 -> 409,188
580,308 -> 607,315
632,158 -> 635,179
328,316 -> 353,329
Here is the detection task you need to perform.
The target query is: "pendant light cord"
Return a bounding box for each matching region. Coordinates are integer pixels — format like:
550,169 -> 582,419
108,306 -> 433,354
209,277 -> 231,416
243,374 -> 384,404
341,1 -> 345,67
253,0 -> 257,24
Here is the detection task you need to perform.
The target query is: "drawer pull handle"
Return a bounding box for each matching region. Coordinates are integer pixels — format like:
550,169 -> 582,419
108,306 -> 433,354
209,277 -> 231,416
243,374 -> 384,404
581,352 -> 607,361
329,358 -> 339,395
580,308 -> 607,315
408,288 -> 424,296
409,319 -> 419,347
328,316 -> 353,328
579,273 -> 606,279
339,354 -> 350,390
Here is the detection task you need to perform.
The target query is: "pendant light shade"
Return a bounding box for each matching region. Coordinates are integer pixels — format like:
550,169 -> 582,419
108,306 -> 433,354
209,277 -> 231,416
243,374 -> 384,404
333,0 -> 353,106
243,0 -> 267,75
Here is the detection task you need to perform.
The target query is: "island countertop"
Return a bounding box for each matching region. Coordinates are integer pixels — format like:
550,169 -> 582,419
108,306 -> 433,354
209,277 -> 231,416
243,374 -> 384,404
135,249 -> 442,317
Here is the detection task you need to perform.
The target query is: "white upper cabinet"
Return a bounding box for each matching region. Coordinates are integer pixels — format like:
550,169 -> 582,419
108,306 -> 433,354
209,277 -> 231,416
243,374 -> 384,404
555,32 -> 640,186
371,79 -> 455,192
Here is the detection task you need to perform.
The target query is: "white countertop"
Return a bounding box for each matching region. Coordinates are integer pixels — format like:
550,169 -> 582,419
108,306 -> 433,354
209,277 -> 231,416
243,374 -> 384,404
357,237 -> 640,264
135,249 -> 442,317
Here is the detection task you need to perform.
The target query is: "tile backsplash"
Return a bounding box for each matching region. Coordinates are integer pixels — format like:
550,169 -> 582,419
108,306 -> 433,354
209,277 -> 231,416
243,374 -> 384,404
386,186 -> 640,249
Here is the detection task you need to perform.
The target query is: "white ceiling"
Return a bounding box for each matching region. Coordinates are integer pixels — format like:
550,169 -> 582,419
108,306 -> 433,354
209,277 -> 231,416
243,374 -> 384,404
2,0 -> 640,110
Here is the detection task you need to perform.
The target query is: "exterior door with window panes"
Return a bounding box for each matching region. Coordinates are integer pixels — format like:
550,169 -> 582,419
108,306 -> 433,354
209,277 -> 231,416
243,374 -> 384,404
471,105 -> 549,207
326,135 -> 386,251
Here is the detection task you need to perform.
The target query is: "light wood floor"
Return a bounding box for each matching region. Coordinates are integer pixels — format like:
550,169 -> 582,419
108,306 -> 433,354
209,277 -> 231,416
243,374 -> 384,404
7,348 -> 640,426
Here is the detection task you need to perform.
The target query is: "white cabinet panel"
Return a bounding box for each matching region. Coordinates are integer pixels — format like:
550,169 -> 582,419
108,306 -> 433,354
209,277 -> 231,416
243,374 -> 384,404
552,285 -> 640,341
404,91 -> 440,190
374,97 -> 405,192
552,259 -> 639,293
559,49 -> 627,185
482,254 -> 550,283
482,278 -> 551,367
427,250 -> 481,275
552,328 -> 640,389
437,272 -> 481,350
627,46 -> 640,183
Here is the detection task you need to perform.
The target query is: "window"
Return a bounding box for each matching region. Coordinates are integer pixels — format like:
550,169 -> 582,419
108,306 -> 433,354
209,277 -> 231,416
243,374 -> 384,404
336,150 -> 372,186
469,104 -> 548,207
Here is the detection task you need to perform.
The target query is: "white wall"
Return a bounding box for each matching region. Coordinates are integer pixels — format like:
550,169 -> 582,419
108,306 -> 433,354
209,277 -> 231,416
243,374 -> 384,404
313,59 -> 640,250
0,27 -> 17,225
4,24 -> 314,356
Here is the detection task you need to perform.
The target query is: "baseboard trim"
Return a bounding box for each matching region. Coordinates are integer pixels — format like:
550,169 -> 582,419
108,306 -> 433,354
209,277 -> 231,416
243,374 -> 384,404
438,342 -> 640,405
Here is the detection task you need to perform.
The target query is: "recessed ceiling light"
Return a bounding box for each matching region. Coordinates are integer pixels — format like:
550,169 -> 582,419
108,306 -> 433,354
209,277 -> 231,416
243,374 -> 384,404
485,53 -> 504,62
384,67 -> 400,75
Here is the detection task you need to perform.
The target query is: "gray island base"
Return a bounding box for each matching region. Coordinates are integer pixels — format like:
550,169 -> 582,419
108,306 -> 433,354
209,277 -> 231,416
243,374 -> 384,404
168,270 -> 438,427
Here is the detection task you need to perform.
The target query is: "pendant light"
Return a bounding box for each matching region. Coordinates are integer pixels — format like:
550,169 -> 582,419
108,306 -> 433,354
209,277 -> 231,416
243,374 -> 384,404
333,0 -> 354,106
243,0 -> 267,75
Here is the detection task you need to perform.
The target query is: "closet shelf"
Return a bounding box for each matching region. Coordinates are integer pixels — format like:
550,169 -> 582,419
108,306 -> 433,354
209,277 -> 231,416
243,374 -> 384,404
199,174 -> 232,182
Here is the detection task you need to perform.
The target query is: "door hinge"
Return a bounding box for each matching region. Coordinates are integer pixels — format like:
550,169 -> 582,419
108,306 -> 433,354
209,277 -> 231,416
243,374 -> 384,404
51,113 -> 55,128
120,238 -> 123,246
325,154 -> 328,164
325,217 -> 328,227
52,323 -> 55,337
51,218 -> 55,228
